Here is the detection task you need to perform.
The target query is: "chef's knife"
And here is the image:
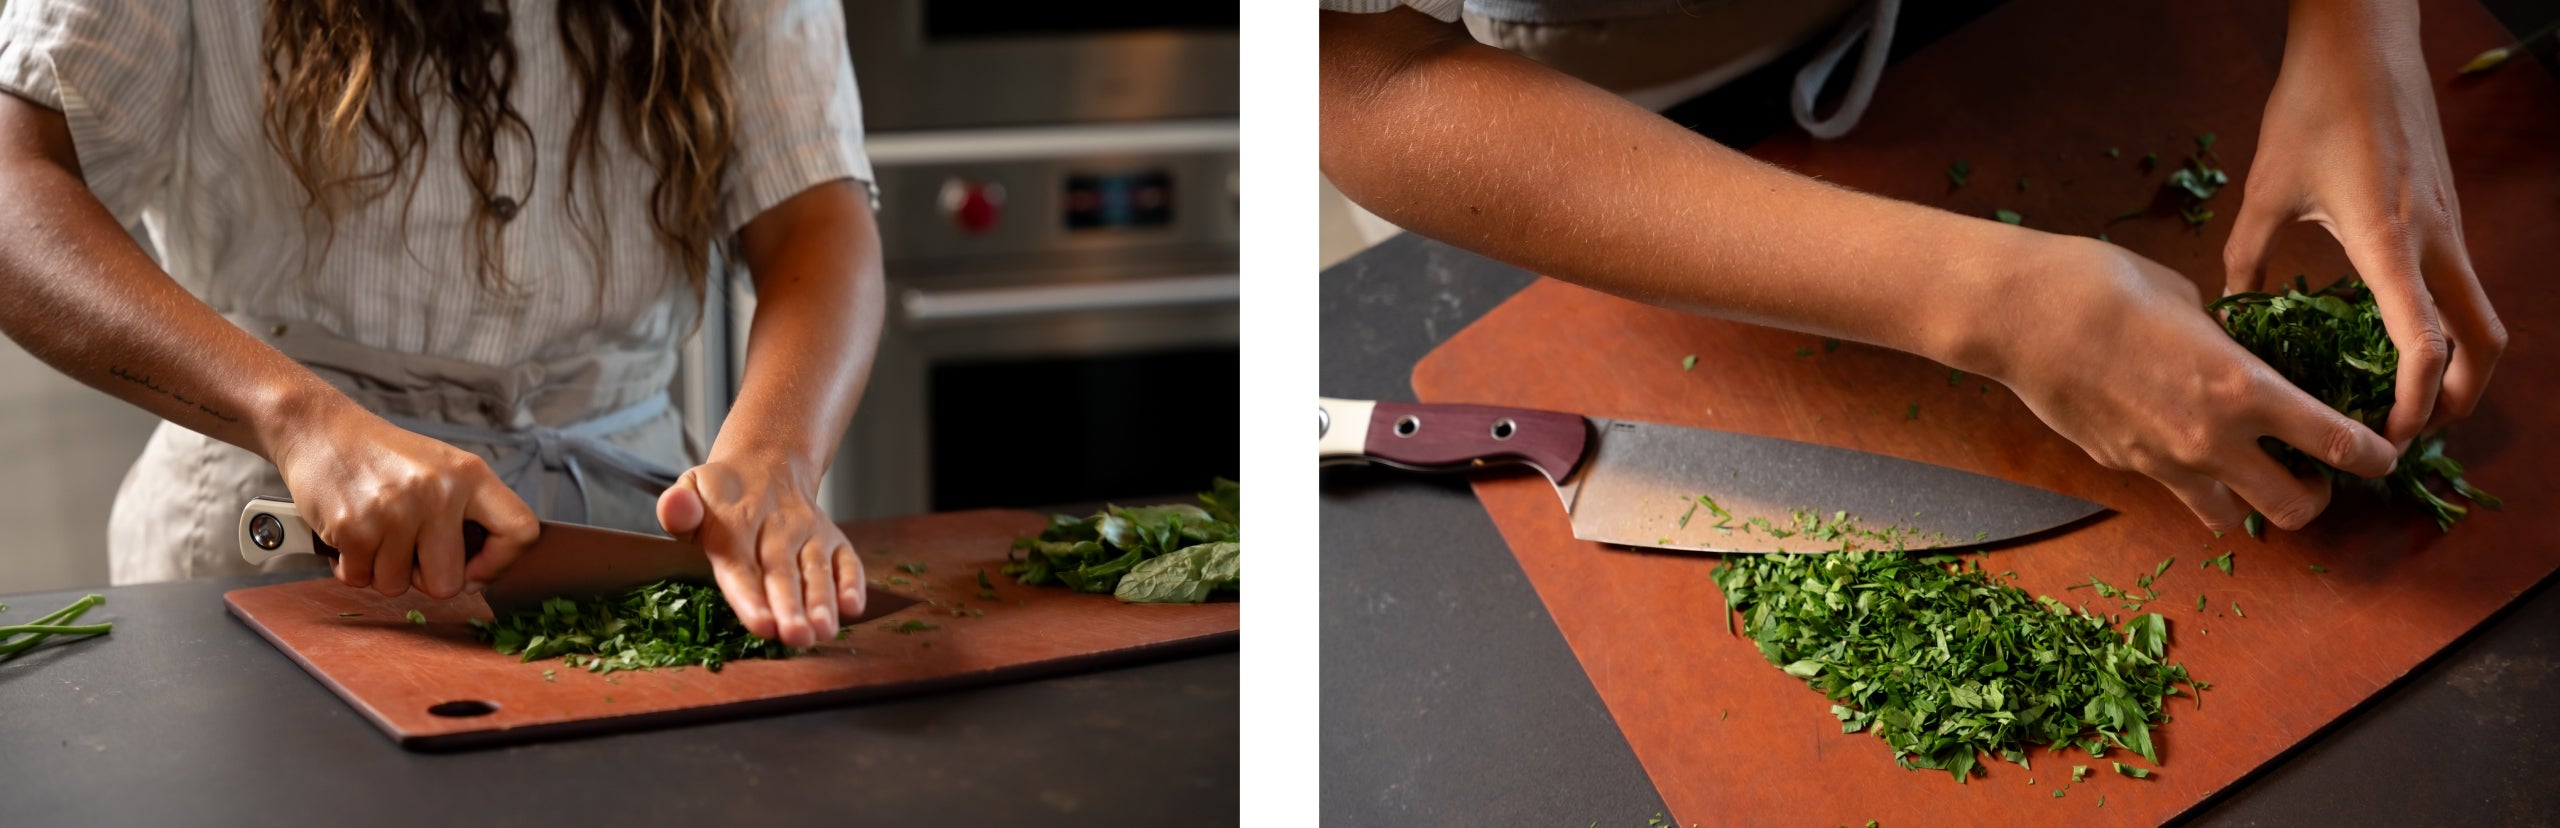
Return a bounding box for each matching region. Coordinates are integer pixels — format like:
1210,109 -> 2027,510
236,496 -> 715,615
1318,398 -> 2102,553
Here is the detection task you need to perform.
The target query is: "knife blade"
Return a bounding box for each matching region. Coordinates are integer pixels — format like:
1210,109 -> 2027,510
236,496 -> 714,615
1318,398 -> 2103,553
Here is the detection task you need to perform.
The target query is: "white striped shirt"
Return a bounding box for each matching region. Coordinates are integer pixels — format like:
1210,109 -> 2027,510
0,0 -> 874,369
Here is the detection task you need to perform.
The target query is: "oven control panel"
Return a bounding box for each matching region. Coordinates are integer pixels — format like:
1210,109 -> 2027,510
867,121 -> 1239,268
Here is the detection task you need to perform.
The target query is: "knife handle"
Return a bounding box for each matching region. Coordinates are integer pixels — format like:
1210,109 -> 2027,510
1318,398 -> 1588,483
237,496 -> 489,565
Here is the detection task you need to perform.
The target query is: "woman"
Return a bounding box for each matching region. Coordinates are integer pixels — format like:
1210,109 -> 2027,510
1322,0 -> 2505,534
0,0 -> 878,649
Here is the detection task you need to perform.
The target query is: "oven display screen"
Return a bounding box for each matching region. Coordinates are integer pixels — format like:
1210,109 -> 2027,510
1064,171 -> 1175,231
924,2 -> 1237,40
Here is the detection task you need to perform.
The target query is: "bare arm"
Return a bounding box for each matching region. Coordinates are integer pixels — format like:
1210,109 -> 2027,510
1318,9 -> 2400,534
1320,8 -> 2028,370
0,91 -> 539,596
656,179 -> 885,648
0,91 -> 341,457
723,179 -> 886,487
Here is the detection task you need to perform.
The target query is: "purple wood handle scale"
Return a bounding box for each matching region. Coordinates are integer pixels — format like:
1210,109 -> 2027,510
1325,399 -> 1588,483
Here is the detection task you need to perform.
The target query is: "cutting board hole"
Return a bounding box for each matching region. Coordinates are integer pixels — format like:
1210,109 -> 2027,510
428,700 -> 499,718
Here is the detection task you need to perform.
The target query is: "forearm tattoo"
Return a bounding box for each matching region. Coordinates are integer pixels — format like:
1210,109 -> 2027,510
109,365 -> 240,423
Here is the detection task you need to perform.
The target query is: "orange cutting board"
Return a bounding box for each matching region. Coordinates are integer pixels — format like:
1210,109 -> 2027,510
224,509 -> 1238,749
1410,0 -> 2560,824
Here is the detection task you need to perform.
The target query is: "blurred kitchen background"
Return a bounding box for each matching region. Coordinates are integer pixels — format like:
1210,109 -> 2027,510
0,1 -> 1240,592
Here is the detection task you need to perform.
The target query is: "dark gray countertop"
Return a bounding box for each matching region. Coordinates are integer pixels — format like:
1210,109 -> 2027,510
0,570 -> 1237,827
1318,232 -> 2559,826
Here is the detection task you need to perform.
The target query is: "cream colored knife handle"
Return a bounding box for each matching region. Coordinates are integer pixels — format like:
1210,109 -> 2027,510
237,496 -> 487,565
1317,398 -> 1376,464
239,496 -> 321,564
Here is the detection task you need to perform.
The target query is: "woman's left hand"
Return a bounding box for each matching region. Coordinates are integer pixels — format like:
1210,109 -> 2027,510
657,454 -> 864,648
2226,0 -> 2506,448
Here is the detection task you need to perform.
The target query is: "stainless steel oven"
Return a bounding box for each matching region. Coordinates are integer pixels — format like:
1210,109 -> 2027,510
843,1 -> 1239,131
677,3 -> 1240,520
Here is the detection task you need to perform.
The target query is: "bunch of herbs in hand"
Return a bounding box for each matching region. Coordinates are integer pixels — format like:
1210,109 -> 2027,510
2210,278 -> 2499,529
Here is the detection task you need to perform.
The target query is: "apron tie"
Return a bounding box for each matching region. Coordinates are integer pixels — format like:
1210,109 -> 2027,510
381,393 -> 683,525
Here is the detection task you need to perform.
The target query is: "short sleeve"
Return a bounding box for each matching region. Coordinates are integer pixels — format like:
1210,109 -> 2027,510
723,0 -> 875,234
1318,0 -> 1463,21
0,0 -> 189,226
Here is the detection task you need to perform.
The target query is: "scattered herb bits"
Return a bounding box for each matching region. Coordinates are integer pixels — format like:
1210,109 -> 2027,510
1712,551 -> 2200,784
1948,160 -> 1972,187
470,580 -> 793,674
2211,279 -> 2500,529
2114,762 -> 2153,779
1682,354 -> 1698,372
405,609 -> 427,625
1993,209 -> 2023,225
2204,550 -> 2234,576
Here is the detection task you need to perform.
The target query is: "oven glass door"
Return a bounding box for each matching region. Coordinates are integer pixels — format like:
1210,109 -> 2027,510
926,346 -> 1239,511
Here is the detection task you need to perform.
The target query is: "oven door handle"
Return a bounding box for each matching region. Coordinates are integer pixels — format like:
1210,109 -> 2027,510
900,275 -> 1239,324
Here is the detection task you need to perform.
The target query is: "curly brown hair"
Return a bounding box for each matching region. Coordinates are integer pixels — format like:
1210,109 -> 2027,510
260,0 -> 734,302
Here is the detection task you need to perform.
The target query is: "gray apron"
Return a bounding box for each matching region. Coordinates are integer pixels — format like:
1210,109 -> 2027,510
106,317 -> 694,584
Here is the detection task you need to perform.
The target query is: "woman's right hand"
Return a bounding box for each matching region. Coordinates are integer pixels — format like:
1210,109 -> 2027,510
267,399 -> 541,599
1985,236 -> 2402,534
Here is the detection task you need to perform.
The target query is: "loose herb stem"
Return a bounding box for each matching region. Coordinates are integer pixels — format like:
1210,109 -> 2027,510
0,594 -> 112,658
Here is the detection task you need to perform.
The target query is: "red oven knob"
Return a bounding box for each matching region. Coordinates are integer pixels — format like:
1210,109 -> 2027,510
938,179 -> 1006,235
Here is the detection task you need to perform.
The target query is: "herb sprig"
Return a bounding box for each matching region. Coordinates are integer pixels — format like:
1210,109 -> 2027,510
1006,479 -> 1241,603
0,594 -> 112,659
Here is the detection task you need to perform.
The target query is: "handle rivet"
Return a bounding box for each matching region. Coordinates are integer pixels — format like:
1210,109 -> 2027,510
1394,415 -> 1421,437
248,513 -> 284,551
1490,418 -> 1517,440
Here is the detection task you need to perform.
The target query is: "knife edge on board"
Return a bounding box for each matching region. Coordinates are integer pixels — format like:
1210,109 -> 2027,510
1319,397 -> 2105,554
236,496 -> 714,615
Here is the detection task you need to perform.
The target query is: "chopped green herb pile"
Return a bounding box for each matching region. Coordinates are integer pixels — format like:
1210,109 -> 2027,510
0,594 -> 111,659
1006,478 -> 1240,603
2210,279 -> 2500,529
469,580 -> 793,674
1711,552 -> 2199,784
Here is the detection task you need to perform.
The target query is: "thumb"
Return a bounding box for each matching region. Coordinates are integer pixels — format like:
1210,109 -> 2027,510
2220,184 -> 2289,298
658,469 -> 706,539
